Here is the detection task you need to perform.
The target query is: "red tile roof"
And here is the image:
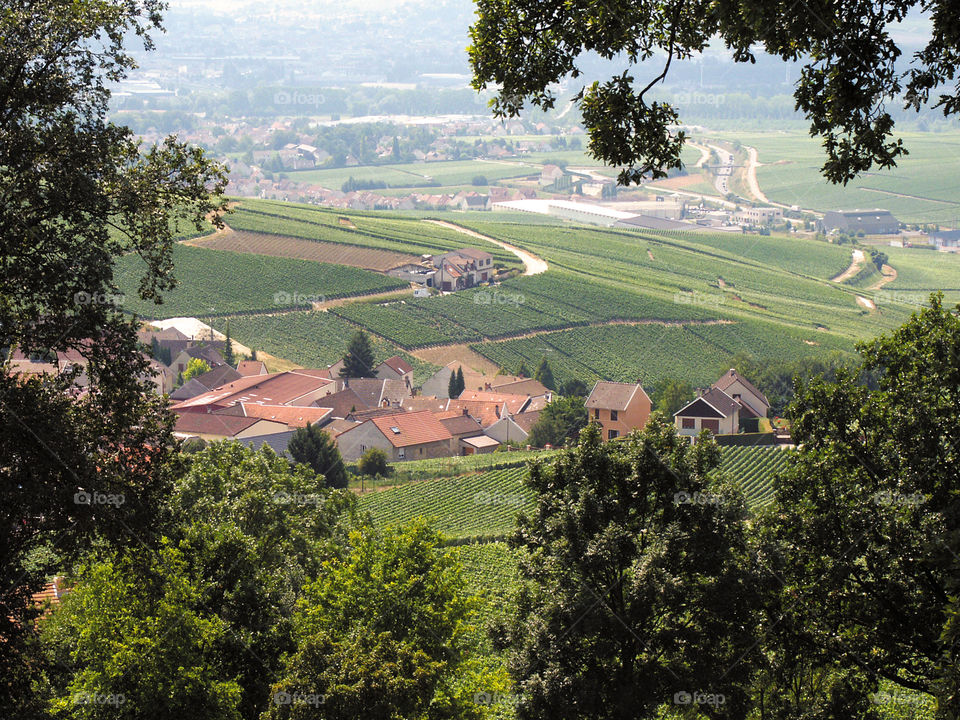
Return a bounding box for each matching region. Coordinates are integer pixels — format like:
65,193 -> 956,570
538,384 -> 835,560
234,404 -> 333,428
379,355 -> 414,376
170,371 -> 334,411
370,411 -> 452,448
457,390 -> 530,414
174,413 -> 275,438
236,360 -> 268,376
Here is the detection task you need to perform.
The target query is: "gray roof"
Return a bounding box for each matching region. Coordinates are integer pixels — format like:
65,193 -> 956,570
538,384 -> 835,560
675,388 -> 740,418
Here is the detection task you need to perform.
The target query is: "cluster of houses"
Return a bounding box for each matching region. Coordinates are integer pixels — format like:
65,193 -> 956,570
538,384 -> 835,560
165,353 -> 552,462
584,369 -> 773,442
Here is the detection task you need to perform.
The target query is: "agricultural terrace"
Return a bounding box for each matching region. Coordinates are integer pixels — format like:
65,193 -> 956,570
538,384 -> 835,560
114,244 -> 406,319
708,130 -> 960,225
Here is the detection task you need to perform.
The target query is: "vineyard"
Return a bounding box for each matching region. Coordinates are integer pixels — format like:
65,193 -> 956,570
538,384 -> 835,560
225,199 -> 520,267
114,244 -> 406,319
361,446 -> 790,543
192,229 -> 417,271
451,541 -> 523,602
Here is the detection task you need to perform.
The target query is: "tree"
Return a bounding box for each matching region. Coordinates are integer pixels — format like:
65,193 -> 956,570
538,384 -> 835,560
183,357 -> 212,382
527,395 -> 587,447
448,368 -> 460,398
224,319 -> 235,367
267,521 -> 496,720
654,378 -> 694,417
496,420 -> 762,718
339,330 -> 377,379
288,423 -> 349,489
764,294 -> 960,711
469,0 -> 959,185
456,365 -> 466,396
358,447 -> 389,478
561,378 -> 588,397
534,356 -> 555,391
0,0 -> 226,706
516,360 -> 530,378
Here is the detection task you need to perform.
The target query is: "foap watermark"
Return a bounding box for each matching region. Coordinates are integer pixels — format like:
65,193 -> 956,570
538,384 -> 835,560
674,490 -> 723,507
74,490 -> 125,508
473,691 -> 522,707
873,289 -> 928,308
473,290 -> 525,307
74,290 -> 124,306
273,90 -> 326,109
273,691 -> 325,707
674,690 -> 726,707
870,691 -> 929,708
73,692 -> 126,706
473,491 -> 524,507
871,490 -> 925,508
272,491 -> 323,507
273,290 -> 326,307
673,290 -> 724,308
673,91 -> 726,106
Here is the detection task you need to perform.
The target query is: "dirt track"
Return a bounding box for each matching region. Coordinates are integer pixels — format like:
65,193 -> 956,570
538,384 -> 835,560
424,220 -> 548,276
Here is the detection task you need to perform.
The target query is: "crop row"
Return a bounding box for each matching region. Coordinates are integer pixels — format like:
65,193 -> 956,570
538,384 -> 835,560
716,446 -> 791,507
114,244 -> 405,319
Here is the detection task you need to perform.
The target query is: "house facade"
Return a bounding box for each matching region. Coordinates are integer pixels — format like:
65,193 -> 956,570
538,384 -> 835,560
674,388 -> 741,436
584,381 -> 652,441
335,410 -> 454,462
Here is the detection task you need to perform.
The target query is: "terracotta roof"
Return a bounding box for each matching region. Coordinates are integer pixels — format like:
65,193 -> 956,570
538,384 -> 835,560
712,369 -> 770,407
369,411 -> 452,448
170,371 -> 334,411
675,388 -> 740,418
585,381 -> 650,412
457,390 -> 530,414
378,355 -> 414,376
234,404 -> 333,428
447,400 -> 506,427
511,410 -> 542,433
402,395 -> 449,413
313,387 -> 368,418
491,378 -> 550,396
174,413 -> 270,438
236,360 -> 268,376
440,414 -> 484,436
348,406 -> 407,422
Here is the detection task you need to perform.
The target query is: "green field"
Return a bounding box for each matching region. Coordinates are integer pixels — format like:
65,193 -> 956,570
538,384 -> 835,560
282,158 -> 536,190
709,131 -> 960,225
114,244 -> 406,319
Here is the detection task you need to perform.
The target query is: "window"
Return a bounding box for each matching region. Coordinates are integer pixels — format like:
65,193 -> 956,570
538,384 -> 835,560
397,448 -> 405,459
608,429 -> 619,440
594,409 -> 600,419
419,447 -> 423,455
610,410 -> 618,421
681,418 -> 695,429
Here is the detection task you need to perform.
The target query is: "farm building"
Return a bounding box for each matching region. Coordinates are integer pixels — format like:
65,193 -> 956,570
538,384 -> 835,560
818,209 -> 900,235
585,381 -> 652,441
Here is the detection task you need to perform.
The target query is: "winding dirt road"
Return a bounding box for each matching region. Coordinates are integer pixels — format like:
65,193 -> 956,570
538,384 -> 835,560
831,249 -> 866,283
424,219 -> 548,276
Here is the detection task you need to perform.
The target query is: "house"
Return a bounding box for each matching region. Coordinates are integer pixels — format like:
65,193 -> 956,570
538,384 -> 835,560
712,369 -> 770,420
490,378 -> 551,399
584,381 -> 652,441
335,411 -> 454,462
170,370 -> 336,414
431,248 -> 495,291
375,355 -> 414,389
236,360 -> 268,376
173,413 -> 290,442
733,207 -> 783,226
171,345 -> 225,375
818,209 -> 900,235
673,388 -> 741,436
485,409 -> 541,445
930,229 -> 960,250
440,412 -> 485,445
539,164 -> 567,187
420,363 -> 527,399
324,378 -> 411,409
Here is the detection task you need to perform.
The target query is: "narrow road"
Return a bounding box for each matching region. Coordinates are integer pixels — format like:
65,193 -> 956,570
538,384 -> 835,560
425,219 -> 548,276
744,146 -> 769,203
867,264 -> 898,291
707,144 -> 735,195
831,249 -> 866,283
687,142 -> 712,169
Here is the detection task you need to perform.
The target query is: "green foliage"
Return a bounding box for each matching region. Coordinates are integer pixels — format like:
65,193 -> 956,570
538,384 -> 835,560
267,521 -> 495,720
183,357 -> 212,382
223,320 -> 235,367
456,366 -> 466,396
288,423 -> 349,489
762,294 -> 960,709
527,395 -> 586,448
449,365 -> 466,398
340,329 -> 377,379
653,378 -> 694,416
533,356 -> 555,391
358,447 -> 390,478
499,420 -> 761,718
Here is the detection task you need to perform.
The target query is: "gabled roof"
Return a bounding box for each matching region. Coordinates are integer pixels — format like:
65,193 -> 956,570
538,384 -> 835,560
236,360 -> 268,376
401,395 -> 449,413
339,378 -> 410,408
674,388 -> 740,419
232,403 -> 333,428
195,364 -> 242,390
170,371 -> 334,411
378,355 -> 414,376
324,418 -> 362,438
181,345 -> 225,366
511,410 -> 542,433
174,413 -> 274,438
491,378 -> 550,397
368,411 -> 452,448
169,378 -> 210,401
712,369 -> 769,407
312,387 -> 367,418
440,414 -> 484,437
585,381 -> 650,411
457,390 -> 530,415
456,247 -> 493,261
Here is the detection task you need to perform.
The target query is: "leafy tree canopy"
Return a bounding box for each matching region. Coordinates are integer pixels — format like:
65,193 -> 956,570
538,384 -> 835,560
469,0 -> 960,184
528,395 -> 587,447
183,357 -> 212,382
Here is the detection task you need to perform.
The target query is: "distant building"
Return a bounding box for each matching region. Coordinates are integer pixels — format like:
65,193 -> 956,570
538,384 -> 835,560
584,381 -> 652,441
819,209 -> 900,235
733,207 -> 783,226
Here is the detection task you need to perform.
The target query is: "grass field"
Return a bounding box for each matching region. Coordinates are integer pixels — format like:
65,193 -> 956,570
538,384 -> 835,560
114,244 -> 407,319
709,131 -> 960,225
